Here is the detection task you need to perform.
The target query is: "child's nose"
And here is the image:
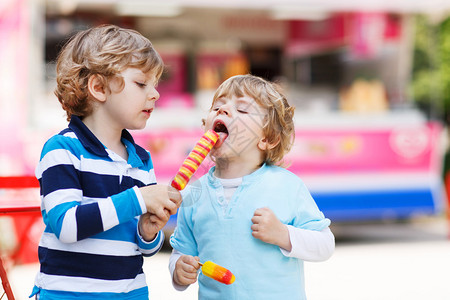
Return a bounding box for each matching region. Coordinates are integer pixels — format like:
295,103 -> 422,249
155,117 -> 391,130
218,104 -> 230,115
148,88 -> 160,102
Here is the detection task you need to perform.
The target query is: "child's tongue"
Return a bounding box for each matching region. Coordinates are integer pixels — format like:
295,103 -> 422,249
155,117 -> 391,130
214,132 -> 228,148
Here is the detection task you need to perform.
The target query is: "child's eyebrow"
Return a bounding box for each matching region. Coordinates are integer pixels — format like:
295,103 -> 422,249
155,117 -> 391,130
236,98 -> 251,105
213,98 -> 226,105
236,98 -> 256,109
130,69 -> 153,79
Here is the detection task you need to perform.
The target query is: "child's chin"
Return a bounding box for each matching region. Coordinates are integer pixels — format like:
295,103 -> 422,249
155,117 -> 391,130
210,148 -> 225,159
132,122 -> 147,130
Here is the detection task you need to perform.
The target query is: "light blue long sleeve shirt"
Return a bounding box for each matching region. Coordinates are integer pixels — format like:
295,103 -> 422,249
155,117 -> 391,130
170,164 -> 331,300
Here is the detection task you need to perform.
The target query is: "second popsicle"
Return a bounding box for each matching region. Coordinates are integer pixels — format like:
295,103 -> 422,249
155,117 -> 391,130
200,261 -> 235,285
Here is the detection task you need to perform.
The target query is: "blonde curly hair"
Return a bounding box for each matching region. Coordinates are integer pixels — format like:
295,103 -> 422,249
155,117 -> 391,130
54,24 -> 164,121
210,74 -> 295,166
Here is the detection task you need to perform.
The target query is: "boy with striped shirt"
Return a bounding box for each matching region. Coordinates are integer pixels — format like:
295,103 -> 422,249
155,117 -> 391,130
31,25 -> 181,299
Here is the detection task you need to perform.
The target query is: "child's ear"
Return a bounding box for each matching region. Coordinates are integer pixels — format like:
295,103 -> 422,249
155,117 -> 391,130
87,75 -> 107,102
258,137 -> 279,151
201,118 -> 206,131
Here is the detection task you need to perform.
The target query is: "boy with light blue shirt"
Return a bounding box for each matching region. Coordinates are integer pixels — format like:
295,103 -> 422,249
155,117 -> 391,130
169,74 -> 335,299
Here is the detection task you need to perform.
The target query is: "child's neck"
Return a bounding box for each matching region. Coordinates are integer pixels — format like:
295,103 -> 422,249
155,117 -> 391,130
214,157 -> 262,179
82,115 -> 128,160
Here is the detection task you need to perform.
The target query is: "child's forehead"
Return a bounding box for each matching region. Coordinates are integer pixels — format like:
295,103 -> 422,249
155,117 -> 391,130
121,67 -> 156,79
214,93 -> 253,104
214,92 -> 266,107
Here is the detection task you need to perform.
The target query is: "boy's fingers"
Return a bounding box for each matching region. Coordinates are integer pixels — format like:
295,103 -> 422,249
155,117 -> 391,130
194,256 -> 200,266
254,207 -> 270,216
165,201 -> 178,215
190,257 -> 201,270
167,186 -> 182,206
149,210 -> 169,223
184,264 -> 197,273
251,215 -> 261,224
182,255 -> 200,270
253,208 -> 263,216
149,214 -> 159,223
154,207 -> 169,220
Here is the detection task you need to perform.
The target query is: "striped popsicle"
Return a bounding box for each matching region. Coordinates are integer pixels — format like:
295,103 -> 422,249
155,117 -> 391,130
171,130 -> 219,190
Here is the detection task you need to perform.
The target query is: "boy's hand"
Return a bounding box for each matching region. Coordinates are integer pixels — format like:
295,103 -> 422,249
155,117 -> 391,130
174,255 -> 200,286
251,207 -> 292,251
138,212 -> 168,242
139,185 -> 182,219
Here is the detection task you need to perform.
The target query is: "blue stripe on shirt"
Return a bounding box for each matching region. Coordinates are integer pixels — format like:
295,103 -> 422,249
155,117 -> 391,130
38,247 -> 144,280
94,220 -> 136,242
41,164 -> 81,196
80,172 -> 120,198
111,188 -> 143,224
76,203 -> 104,240
32,287 -> 149,300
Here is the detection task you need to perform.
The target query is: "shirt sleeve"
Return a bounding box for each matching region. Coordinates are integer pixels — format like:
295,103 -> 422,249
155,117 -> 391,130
136,224 -> 164,257
37,136 -> 146,243
169,188 -> 199,256
292,181 -> 331,231
280,226 -> 335,261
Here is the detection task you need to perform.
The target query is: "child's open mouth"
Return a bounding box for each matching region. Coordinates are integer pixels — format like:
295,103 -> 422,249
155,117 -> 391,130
213,120 -> 228,148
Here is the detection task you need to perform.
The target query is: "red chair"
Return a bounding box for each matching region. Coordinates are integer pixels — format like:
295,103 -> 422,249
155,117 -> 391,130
0,176 -> 40,300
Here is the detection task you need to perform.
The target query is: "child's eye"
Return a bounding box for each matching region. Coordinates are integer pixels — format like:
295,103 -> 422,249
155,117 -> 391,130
136,82 -> 147,88
237,109 -> 248,114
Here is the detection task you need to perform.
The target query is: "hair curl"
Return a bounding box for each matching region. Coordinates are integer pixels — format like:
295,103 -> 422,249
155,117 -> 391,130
211,74 -> 295,166
54,24 -> 164,121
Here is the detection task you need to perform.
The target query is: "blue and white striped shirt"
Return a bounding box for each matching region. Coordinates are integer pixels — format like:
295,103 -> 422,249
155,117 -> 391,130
31,116 -> 163,299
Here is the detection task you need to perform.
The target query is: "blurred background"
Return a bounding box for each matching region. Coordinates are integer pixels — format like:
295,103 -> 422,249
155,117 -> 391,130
1,0 -> 450,299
